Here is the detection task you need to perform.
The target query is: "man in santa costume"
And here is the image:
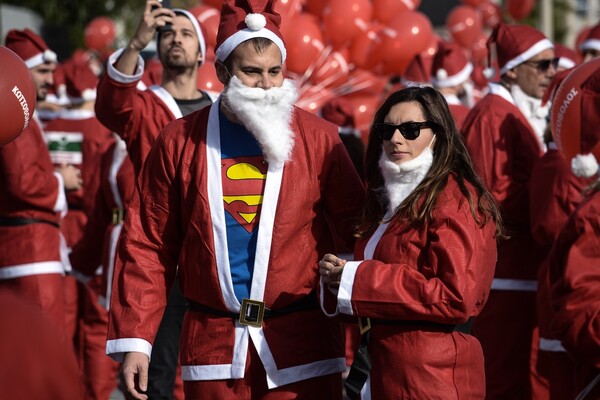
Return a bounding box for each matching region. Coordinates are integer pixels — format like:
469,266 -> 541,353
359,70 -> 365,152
106,0 -> 364,398
0,29 -> 82,337
95,2 -> 214,397
430,40 -> 474,131
462,22 -> 557,398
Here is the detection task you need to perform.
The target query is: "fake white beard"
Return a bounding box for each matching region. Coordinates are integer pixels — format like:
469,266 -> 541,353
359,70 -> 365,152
378,147 -> 434,216
511,84 -> 549,151
223,76 -> 299,164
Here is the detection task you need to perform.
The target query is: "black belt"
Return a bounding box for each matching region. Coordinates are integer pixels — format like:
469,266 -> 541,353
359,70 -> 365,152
345,317 -> 475,400
187,291 -> 318,327
0,216 -> 60,229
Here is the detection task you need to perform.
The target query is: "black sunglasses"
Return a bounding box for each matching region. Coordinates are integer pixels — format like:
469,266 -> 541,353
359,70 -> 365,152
374,121 -> 435,141
522,57 -> 559,73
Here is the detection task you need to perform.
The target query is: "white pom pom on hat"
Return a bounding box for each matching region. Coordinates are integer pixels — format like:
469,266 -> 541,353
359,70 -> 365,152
571,153 -> 599,178
245,13 -> 267,31
436,69 -> 448,81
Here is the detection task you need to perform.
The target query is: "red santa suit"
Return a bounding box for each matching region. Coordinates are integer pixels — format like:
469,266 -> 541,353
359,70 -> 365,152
548,189 -> 600,399
445,94 -> 470,131
106,100 -> 365,391
529,144 -> 592,399
95,50 -> 217,176
325,175 -> 497,399
0,114 -> 69,336
462,82 -> 546,398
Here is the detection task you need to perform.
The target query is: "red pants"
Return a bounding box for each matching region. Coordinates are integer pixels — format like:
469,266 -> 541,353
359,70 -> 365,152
184,340 -> 342,399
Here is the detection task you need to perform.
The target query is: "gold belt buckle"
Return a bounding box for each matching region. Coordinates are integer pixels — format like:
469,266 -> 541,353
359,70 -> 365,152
358,317 -> 371,335
239,299 -> 265,327
111,208 -> 124,225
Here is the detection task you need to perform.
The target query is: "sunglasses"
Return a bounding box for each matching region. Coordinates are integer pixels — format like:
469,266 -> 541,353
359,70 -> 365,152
374,121 -> 435,141
522,57 -> 559,73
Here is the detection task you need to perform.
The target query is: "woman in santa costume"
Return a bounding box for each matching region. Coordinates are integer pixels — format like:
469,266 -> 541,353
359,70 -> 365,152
319,86 -> 502,399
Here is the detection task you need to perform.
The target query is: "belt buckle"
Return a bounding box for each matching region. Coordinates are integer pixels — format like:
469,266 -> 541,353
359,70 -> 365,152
239,299 -> 265,327
112,208 -> 124,225
358,317 -> 371,335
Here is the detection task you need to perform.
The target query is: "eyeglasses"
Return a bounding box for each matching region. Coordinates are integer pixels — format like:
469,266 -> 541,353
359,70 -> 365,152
522,57 -> 559,73
374,121 -> 435,141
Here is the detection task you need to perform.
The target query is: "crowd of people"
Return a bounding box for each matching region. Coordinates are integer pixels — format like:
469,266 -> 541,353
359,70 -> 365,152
1,0 -> 599,399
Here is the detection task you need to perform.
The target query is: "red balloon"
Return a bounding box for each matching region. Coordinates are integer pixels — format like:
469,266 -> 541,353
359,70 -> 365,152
469,32 -> 489,64
296,86 -> 334,114
446,6 -> 482,48
197,60 -> 224,94
461,0 -> 486,7
507,0 -> 535,21
551,58 -> 600,167
478,1 -> 502,28
420,32 -> 440,59
0,46 -> 36,146
347,68 -> 389,95
380,11 -> 433,75
372,0 -> 421,24
190,5 -> 220,48
274,0 -> 303,20
322,0 -> 373,48
309,50 -> 350,88
84,17 -> 116,52
304,0 -> 327,18
343,92 -> 384,144
281,14 -> 324,74
349,22 -> 385,71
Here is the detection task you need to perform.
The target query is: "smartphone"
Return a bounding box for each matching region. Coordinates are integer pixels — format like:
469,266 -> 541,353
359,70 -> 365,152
151,0 -> 173,30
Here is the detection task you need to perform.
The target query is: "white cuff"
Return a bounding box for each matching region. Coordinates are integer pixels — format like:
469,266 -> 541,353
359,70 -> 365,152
338,261 -> 361,316
106,49 -> 145,84
52,171 -> 67,215
106,338 -> 152,362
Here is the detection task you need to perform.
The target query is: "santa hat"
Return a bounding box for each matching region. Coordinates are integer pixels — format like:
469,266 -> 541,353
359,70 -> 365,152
579,22 -> 600,53
61,52 -> 100,104
402,53 -> 433,87
551,58 -> 600,178
554,43 -> 579,70
158,9 -> 207,66
487,23 -> 553,76
431,41 -> 473,88
214,0 -> 286,63
4,28 -> 57,69
320,97 -> 362,137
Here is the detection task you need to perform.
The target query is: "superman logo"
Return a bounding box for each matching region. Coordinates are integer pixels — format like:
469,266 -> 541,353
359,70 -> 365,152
222,156 -> 268,233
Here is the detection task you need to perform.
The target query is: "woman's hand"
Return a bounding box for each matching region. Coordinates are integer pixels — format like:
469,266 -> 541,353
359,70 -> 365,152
319,253 -> 346,289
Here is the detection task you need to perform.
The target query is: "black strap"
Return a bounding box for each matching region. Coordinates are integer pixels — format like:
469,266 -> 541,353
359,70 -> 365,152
344,317 -> 475,399
187,291 -> 319,319
0,216 -> 59,228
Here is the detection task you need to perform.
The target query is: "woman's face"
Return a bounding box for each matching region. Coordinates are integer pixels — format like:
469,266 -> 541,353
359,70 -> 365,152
382,101 -> 435,164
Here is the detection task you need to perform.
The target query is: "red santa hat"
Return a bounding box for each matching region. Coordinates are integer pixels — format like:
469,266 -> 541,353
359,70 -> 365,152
61,52 -> 100,104
487,23 -> 553,76
4,28 -> 57,69
431,41 -> 473,88
579,22 -> 600,53
554,43 -> 579,70
551,58 -> 600,178
402,53 -> 433,87
214,0 -> 286,63
320,97 -> 361,137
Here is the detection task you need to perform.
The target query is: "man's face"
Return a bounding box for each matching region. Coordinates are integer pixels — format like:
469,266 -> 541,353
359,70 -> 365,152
583,49 -> 600,62
158,15 -> 202,70
224,42 -> 284,89
30,62 -> 56,101
510,48 -> 557,99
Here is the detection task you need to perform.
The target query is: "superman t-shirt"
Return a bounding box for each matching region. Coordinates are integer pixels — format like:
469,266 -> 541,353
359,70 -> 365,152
220,111 -> 268,301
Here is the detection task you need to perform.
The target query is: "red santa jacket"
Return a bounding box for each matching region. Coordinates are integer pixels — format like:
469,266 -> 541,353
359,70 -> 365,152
106,101 -> 365,388
444,94 -> 470,131
463,83 -> 545,285
0,115 -> 68,278
548,189 -> 600,397
326,175 -> 497,399
44,108 -> 113,247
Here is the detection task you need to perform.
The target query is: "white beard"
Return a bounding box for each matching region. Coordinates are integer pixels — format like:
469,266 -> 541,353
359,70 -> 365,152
378,147 -> 434,216
222,76 -> 299,164
511,84 -> 548,152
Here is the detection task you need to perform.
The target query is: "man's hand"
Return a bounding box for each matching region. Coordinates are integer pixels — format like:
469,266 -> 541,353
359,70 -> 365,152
122,352 -> 150,400
55,164 -> 83,191
319,253 -> 346,290
129,0 -> 176,52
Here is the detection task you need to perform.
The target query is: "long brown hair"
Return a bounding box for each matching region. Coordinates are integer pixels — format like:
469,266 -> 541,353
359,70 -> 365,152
355,86 -> 503,238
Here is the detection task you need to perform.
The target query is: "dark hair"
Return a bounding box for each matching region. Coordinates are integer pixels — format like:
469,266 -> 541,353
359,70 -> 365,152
356,86 -> 503,238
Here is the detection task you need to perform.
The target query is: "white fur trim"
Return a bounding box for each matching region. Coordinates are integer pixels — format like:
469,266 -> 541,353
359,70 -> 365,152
24,49 -> 57,68
571,153 -> 599,178
483,67 -> 495,80
106,338 -> 152,362
106,49 -> 145,84
215,28 -> 286,63
580,38 -> 600,52
500,38 -> 554,75
0,262 -> 64,280
558,57 -> 575,70
245,13 -> 267,31
174,9 -> 207,65
436,69 -> 448,80
432,62 -> 473,88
